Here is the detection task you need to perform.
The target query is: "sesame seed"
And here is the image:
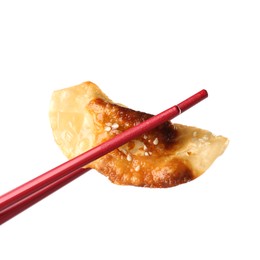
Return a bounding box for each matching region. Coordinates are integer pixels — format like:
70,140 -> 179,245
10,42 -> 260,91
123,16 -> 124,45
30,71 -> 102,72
105,122 -> 112,126
153,137 -> 159,145
143,135 -> 148,139
111,123 -> 119,130
120,148 -> 127,155
127,154 -> 132,161
144,152 -> 149,156
143,144 -> 148,150
135,165 -> 140,172
104,126 -> 111,132
112,130 -> 120,135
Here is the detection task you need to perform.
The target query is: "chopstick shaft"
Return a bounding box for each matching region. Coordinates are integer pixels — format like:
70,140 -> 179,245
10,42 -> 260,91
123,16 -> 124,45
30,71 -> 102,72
0,168 -> 89,225
0,89 -> 208,223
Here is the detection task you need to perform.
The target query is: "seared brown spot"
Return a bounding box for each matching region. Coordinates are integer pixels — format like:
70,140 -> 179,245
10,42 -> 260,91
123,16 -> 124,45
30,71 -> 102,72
88,98 -> 178,149
89,98 -> 152,127
87,98 -> 194,188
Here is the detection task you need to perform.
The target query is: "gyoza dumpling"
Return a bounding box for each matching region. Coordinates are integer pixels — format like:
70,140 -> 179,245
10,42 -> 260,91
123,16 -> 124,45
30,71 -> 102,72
49,81 -> 228,188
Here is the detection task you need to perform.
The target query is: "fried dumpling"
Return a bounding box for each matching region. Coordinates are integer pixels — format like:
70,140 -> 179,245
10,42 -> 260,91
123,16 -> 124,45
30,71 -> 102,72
49,81 -> 228,188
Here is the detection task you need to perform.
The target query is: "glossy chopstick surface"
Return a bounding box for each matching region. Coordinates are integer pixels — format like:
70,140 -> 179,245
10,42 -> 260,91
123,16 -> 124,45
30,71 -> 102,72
0,89 -> 208,224
0,168 -> 89,225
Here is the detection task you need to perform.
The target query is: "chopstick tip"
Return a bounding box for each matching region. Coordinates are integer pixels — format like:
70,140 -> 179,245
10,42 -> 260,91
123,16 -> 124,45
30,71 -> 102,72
201,89 -> 208,98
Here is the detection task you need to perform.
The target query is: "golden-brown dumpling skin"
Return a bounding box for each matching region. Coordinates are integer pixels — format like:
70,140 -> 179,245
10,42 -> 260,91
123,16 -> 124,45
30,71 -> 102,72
49,81 -> 228,188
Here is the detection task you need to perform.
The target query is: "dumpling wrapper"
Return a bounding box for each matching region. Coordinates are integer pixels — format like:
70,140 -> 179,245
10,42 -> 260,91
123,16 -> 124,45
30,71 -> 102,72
49,81 -> 228,188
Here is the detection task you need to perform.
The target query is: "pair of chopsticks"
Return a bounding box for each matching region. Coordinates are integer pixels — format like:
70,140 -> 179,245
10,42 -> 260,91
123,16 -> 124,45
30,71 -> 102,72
0,89 -> 208,225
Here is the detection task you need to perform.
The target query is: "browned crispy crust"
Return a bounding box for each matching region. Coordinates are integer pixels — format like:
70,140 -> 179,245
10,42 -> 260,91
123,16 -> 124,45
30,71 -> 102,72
87,98 -> 194,187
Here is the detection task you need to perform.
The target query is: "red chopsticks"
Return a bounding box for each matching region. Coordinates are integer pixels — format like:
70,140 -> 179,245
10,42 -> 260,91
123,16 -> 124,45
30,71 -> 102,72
0,89 -> 208,225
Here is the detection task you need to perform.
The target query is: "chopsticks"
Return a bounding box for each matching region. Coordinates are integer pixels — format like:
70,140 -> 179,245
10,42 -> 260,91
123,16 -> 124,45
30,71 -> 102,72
0,168 -> 90,225
0,89 -> 208,225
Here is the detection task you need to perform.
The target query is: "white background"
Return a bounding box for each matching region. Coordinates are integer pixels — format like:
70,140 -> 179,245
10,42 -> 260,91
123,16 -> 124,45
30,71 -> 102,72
0,1 -> 259,259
